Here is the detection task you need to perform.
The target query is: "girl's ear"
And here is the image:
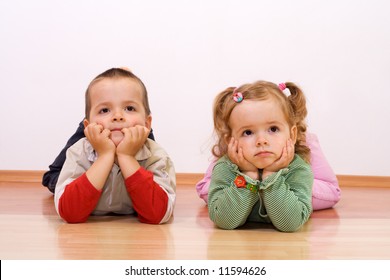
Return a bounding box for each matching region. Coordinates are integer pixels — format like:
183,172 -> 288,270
223,134 -> 232,146
290,125 -> 297,144
83,119 -> 89,128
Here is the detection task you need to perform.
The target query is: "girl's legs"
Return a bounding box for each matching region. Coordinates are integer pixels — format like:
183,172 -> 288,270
306,133 -> 341,210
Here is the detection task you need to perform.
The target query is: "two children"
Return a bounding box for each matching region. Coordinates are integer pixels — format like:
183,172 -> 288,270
47,68 -> 340,232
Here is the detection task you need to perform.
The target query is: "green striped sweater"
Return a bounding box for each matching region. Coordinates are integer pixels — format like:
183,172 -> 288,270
208,154 -> 313,232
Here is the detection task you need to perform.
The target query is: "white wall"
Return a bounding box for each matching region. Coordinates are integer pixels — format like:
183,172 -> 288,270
1,0 -> 389,176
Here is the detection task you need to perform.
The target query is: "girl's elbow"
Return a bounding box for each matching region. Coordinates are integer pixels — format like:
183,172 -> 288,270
210,214 -> 243,230
273,216 -> 309,232
216,221 -> 239,230
275,222 -> 303,232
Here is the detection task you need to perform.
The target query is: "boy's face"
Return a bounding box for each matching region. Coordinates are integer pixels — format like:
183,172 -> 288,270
84,77 -> 151,146
229,98 -> 296,169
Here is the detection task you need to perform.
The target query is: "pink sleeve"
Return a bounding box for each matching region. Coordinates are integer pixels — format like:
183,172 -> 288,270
195,158 -> 217,204
306,133 -> 341,210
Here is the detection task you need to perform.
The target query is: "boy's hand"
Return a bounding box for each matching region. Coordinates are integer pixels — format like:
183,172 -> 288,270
228,137 -> 259,180
84,123 -> 115,156
116,125 -> 150,157
262,139 -> 294,179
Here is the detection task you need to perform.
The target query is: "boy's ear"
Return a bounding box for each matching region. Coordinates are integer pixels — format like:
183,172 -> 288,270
145,115 -> 152,130
83,119 -> 89,128
290,125 -> 297,144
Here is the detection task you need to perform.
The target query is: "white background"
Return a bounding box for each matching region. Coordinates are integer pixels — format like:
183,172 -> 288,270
1,0 -> 389,176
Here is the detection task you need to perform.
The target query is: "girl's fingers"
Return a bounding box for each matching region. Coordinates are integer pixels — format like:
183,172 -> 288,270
237,147 -> 245,162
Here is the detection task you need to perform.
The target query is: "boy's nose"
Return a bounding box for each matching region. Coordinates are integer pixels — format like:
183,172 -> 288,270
112,111 -> 124,121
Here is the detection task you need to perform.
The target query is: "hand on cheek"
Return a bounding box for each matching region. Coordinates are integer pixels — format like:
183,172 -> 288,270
228,137 -> 258,179
116,125 -> 150,157
84,123 -> 116,156
262,139 -> 294,179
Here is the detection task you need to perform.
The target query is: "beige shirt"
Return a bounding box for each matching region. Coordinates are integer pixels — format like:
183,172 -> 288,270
54,138 -> 176,223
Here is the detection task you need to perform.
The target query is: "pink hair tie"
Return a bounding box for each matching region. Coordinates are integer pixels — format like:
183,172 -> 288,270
232,88 -> 243,103
278,83 -> 287,91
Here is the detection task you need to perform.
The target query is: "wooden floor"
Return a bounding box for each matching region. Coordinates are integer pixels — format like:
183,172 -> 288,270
1,181 -> 390,260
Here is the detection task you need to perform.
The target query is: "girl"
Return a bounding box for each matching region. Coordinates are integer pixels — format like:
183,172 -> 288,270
196,133 -> 341,211
208,81 -> 314,232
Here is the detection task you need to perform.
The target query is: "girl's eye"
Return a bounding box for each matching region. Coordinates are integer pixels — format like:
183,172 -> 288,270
242,130 -> 253,137
99,108 -> 109,114
269,126 -> 279,133
125,106 -> 136,112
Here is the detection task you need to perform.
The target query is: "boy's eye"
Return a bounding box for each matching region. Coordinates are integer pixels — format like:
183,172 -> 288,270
99,108 -> 109,114
269,126 -> 279,133
242,130 -> 253,136
125,106 -> 136,112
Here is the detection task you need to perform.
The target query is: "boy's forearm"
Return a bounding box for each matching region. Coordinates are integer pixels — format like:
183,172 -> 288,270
85,153 -> 115,190
125,168 -> 169,224
117,155 -> 140,179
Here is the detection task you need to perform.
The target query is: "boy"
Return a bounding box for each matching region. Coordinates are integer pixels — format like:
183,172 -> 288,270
54,68 -> 176,224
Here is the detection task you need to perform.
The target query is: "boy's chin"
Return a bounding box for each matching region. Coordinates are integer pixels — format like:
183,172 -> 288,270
110,131 -> 124,146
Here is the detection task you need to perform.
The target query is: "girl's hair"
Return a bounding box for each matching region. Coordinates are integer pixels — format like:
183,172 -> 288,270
85,68 -> 151,120
212,80 -> 310,163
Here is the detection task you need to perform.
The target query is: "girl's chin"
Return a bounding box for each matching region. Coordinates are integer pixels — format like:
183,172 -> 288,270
252,159 -> 276,170
110,131 -> 124,146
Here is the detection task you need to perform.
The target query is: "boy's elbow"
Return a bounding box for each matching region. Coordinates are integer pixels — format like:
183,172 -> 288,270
58,208 -> 89,223
61,216 -> 88,224
138,217 -> 162,225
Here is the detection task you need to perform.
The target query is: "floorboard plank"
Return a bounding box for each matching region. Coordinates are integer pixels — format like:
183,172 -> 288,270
1,182 -> 390,259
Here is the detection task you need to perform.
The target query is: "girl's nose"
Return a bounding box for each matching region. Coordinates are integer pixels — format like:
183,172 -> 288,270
256,135 -> 268,146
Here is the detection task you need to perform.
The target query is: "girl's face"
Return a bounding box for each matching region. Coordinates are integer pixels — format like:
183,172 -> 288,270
229,98 -> 296,169
84,78 -> 151,146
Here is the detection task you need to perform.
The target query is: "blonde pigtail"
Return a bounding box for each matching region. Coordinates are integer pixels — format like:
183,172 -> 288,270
285,82 -> 311,163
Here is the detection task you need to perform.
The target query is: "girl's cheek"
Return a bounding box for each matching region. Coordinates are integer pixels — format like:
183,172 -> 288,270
238,138 -> 249,151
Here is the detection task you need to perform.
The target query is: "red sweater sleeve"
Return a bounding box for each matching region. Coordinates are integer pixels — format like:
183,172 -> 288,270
125,167 -> 168,224
58,173 -> 102,223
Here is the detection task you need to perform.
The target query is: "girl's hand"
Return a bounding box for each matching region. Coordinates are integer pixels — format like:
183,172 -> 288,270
227,137 -> 259,180
84,123 -> 115,156
116,125 -> 150,157
262,139 -> 294,179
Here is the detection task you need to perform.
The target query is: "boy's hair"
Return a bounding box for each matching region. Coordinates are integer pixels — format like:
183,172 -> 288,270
212,80 -> 310,163
85,68 -> 151,120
